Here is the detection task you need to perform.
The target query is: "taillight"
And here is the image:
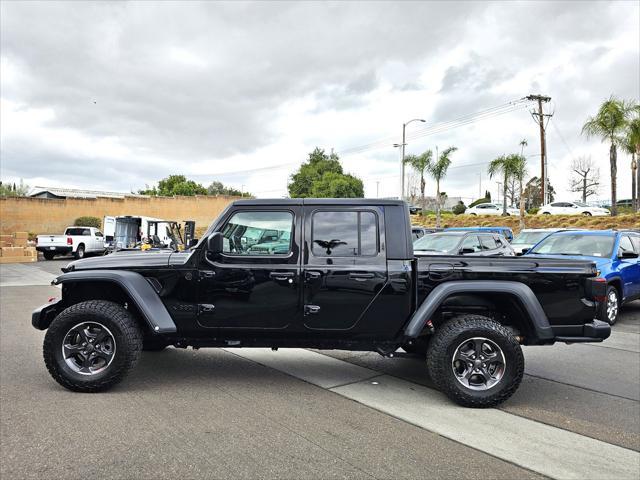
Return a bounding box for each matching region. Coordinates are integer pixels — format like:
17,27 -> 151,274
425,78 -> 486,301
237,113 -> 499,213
67,237 -> 73,245
587,277 -> 607,302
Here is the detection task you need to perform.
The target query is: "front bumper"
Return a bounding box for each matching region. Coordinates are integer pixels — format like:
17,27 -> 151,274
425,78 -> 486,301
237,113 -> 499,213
553,319 -> 611,343
32,298 -> 63,330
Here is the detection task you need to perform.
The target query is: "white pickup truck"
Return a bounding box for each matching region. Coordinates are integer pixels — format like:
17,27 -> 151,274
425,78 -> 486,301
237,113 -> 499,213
36,226 -> 105,260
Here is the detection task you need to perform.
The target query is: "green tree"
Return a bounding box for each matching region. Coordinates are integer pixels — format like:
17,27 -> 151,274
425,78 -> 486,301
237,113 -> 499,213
624,108 -> 640,211
511,154 -> 528,229
0,179 -> 29,197
139,175 -> 207,196
581,96 -> 635,216
427,147 -> 457,227
207,181 -> 247,197
403,150 -> 433,212
488,154 -> 520,216
74,216 -> 102,228
288,148 -> 363,198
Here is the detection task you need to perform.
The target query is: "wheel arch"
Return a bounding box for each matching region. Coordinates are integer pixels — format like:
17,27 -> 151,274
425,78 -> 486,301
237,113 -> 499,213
405,281 -> 554,344
45,270 -> 176,334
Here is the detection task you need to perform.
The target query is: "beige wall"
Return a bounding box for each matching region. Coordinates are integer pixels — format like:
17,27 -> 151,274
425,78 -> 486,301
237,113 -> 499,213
0,195 -> 239,235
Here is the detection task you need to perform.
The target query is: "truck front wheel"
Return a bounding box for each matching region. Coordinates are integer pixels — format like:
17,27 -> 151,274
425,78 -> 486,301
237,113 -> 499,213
426,315 -> 524,408
43,300 -> 143,392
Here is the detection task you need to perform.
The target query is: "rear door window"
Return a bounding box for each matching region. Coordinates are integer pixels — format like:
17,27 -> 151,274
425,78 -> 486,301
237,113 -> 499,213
460,235 -> 482,253
479,235 -> 498,250
311,210 -> 378,257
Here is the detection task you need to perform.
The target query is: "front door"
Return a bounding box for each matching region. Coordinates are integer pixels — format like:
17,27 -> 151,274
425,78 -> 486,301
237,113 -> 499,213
302,207 -> 388,332
197,207 -> 302,331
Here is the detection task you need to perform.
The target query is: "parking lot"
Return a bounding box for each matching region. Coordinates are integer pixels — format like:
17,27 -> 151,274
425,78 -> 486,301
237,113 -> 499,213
1,259 -> 639,479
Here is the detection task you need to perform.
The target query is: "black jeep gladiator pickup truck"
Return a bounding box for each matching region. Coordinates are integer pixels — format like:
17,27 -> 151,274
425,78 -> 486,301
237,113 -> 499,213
33,199 -> 610,407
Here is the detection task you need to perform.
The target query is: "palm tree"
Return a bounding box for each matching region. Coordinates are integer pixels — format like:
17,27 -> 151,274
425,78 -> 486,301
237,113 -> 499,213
511,155 -> 528,229
582,96 -> 634,216
625,111 -> 640,211
488,154 -> 520,216
427,147 -> 458,227
519,139 -> 528,156
403,150 -> 433,213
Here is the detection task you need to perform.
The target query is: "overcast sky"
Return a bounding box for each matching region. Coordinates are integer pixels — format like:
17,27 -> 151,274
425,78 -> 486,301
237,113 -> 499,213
1,1 -> 638,202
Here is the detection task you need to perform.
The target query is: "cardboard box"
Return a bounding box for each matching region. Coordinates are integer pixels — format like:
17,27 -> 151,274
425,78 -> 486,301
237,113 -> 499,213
24,247 -> 37,257
14,232 -> 29,239
0,235 -> 12,243
0,241 -> 10,248
13,238 -> 28,247
1,247 -> 25,257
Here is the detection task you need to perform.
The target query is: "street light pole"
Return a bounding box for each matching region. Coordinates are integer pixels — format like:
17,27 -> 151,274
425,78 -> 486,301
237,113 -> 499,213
399,118 -> 426,200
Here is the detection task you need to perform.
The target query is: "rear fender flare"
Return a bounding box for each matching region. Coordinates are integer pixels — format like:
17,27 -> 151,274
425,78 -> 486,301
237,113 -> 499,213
50,270 -> 177,334
404,280 -> 553,341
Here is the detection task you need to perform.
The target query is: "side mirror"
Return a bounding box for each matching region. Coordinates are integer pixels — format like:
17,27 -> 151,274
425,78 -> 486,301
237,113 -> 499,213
520,248 -> 530,255
207,232 -> 224,254
188,238 -> 199,248
459,248 -> 475,255
620,251 -> 639,259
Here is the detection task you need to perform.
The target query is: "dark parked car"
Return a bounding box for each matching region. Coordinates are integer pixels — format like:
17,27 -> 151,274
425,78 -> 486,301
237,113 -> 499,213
414,231 -> 515,256
411,226 -> 440,240
408,205 -> 423,215
445,226 -> 514,242
33,199 -> 609,408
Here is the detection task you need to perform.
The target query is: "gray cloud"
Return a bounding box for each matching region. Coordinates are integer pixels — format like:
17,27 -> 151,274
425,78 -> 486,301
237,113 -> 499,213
1,1 -> 638,199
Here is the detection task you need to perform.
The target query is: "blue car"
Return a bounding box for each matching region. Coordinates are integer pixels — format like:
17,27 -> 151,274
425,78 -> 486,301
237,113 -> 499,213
445,226 -> 514,242
525,230 -> 640,324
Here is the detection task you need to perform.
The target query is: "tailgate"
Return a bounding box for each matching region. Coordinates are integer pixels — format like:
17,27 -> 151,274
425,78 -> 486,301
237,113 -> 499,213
38,235 -> 70,247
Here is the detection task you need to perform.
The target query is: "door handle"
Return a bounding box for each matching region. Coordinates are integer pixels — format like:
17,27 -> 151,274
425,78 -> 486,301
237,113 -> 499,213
201,271 -> 216,279
304,305 -> 321,315
305,271 -> 322,280
349,272 -> 375,280
269,271 -> 295,281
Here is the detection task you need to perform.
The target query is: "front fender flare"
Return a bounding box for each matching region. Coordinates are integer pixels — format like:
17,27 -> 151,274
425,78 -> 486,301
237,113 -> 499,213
49,270 -> 177,334
404,280 -> 554,341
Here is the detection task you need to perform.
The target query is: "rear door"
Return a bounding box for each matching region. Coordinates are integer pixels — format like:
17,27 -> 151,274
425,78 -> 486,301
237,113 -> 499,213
302,206 -> 387,331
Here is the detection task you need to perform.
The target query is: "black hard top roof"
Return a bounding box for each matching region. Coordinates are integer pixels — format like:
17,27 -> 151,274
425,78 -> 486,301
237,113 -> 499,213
232,198 -> 407,206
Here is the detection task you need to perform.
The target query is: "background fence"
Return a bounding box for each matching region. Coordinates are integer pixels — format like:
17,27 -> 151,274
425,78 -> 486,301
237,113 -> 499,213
0,195 -> 239,236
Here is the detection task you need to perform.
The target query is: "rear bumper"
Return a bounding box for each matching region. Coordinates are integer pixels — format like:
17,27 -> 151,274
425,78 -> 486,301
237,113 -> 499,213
553,319 -> 611,343
36,246 -> 72,254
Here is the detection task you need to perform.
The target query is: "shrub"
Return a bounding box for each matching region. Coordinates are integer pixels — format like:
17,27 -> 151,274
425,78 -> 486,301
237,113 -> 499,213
74,216 -> 102,229
527,207 -> 539,215
452,203 -> 467,215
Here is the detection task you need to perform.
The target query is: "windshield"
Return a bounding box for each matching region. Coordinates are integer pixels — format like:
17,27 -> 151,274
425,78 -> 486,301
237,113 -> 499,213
414,233 -> 464,253
512,231 -> 551,245
529,233 -> 614,257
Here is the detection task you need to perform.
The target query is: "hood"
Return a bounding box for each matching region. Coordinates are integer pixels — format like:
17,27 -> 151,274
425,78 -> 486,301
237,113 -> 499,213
526,252 -> 611,267
62,250 -> 190,272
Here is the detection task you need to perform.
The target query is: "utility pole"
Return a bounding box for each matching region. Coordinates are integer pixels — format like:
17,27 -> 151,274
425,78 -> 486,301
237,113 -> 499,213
395,118 -> 426,201
376,181 -> 380,198
478,171 -> 482,199
526,94 -> 552,205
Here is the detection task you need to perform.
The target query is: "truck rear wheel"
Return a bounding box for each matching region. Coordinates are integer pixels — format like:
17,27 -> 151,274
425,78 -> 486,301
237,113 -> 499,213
43,252 -> 55,260
426,314 -> 524,408
74,244 -> 85,259
43,300 -> 142,392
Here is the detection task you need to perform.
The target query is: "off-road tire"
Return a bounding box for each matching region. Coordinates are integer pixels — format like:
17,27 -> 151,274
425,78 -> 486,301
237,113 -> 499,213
43,300 -> 143,392
43,252 -> 56,260
143,338 -> 168,352
426,314 -> 524,408
74,244 -> 85,259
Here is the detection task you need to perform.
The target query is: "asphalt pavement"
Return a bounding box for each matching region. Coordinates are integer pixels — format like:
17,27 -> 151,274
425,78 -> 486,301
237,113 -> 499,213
1,259 -> 639,479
